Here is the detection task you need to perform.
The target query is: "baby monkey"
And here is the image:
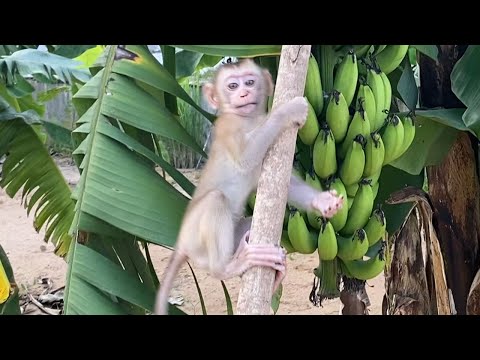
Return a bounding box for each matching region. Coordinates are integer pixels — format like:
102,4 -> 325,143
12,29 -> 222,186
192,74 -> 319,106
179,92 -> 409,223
154,59 -> 344,315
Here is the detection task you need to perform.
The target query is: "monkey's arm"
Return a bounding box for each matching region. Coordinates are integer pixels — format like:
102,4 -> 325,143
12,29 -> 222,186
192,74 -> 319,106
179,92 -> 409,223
287,174 -> 319,211
239,98 -> 308,171
287,174 -> 344,218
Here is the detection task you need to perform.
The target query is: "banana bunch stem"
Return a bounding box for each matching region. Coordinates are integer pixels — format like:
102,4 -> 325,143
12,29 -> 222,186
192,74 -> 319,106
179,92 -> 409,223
309,258 -> 340,306
320,45 -> 337,96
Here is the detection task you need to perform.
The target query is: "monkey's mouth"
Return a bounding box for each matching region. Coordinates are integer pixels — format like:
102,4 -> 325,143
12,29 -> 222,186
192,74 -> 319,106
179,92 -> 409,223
236,102 -> 257,108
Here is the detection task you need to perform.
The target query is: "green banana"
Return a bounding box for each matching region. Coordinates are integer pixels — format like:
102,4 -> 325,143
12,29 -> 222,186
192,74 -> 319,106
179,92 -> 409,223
356,82 -> 376,128
364,205 -> 386,247
280,230 -> 296,254
380,72 -> 392,121
313,124 -> 337,179
304,54 -> 324,115
287,209 -> 317,254
345,182 -> 358,197
382,115 -> 405,165
337,228 -> 369,261
372,45 -> 387,56
372,181 -> 379,199
341,179 -> 374,236
339,107 -> 370,159
326,90 -> 350,143
326,176 -> 348,232
354,45 -> 373,58
376,45 -> 409,75
306,170 -> 323,229
333,50 -> 358,107
366,68 -> 385,132
347,196 -> 354,210
395,115 -> 416,159
317,220 -> 338,261
298,97 -> 320,146
339,135 -> 366,186
365,169 -> 381,186
342,241 -> 386,280
363,132 -> 385,177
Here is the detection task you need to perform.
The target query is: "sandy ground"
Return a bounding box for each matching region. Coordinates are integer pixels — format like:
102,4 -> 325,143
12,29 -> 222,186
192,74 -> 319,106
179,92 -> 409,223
0,156 -> 385,315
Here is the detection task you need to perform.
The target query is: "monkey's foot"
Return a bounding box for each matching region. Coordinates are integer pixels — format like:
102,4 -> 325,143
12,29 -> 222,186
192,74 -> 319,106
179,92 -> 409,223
223,233 -> 287,280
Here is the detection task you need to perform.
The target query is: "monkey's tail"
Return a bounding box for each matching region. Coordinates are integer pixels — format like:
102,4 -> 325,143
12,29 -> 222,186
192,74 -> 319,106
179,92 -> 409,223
154,250 -> 187,315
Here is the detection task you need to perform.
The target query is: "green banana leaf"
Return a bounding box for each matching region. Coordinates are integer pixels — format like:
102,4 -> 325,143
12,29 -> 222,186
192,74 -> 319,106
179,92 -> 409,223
0,92 -> 40,124
451,45 -> 480,139
36,85 -> 70,103
0,49 -> 91,85
112,45 -> 215,123
0,119 -> 75,257
51,45 -> 96,59
221,281 -> 234,315
412,45 -> 439,61
376,165 -> 424,235
175,49 -> 223,79
64,237 -> 186,315
173,45 -> 282,57
397,57 -> 418,111
0,245 -> 21,315
0,45 -> 37,57
389,108 -> 467,175
74,46 -> 105,69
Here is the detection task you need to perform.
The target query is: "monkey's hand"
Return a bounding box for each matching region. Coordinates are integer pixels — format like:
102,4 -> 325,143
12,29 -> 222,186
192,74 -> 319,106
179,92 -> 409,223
274,96 -> 308,128
272,250 -> 287,294
311,190 -> 345,218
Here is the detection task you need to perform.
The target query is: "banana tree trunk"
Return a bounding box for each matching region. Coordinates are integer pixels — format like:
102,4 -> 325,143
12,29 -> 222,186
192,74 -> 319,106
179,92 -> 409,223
419,45 -> 480,315
340,277 -> 370,315
384,187 -> 452,315
236,45 -> 311,315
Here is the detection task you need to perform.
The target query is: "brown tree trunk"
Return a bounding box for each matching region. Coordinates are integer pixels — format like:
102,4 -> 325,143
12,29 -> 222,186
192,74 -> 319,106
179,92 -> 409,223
420,45 -> 480,315
236,45 -> 311,315
384,187 -> 452,315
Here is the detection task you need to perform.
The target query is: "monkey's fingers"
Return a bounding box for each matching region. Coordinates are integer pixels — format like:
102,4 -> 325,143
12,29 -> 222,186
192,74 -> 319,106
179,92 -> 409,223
246,253 -> 285,266
273,265 -> 287,294
247,259 -> 285,272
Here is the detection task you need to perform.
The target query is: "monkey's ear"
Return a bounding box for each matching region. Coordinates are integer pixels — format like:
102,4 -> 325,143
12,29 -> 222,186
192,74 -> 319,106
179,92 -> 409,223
263,69 -> 274,97
203,83 -> 219,109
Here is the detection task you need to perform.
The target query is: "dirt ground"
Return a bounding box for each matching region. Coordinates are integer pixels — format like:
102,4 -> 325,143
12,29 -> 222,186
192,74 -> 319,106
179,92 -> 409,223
0,156 -> 385,315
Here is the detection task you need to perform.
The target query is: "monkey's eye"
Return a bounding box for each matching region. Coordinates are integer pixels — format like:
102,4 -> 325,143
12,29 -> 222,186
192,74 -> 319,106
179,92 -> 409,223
245,79 -> 255,86
228,83 -> 238,90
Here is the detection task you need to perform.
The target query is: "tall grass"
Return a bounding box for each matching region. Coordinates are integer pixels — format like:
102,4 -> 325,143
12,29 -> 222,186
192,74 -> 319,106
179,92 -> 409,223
163,73 -> 212,169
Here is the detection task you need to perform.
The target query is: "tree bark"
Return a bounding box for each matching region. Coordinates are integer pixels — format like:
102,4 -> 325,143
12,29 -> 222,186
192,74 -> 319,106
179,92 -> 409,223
236,45 -> 311,315
384,187 -> 453,315
426,132 -> 480,314
420,45 -> 480,315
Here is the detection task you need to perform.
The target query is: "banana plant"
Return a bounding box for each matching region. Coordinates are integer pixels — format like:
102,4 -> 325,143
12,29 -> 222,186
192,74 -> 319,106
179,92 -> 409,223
64,45 -> 281,314
0,48 -> 92,256
3,44 -> 479,315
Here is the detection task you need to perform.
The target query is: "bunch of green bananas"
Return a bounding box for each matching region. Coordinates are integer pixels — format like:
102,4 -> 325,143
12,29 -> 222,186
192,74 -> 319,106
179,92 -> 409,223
247,46 -> 414,306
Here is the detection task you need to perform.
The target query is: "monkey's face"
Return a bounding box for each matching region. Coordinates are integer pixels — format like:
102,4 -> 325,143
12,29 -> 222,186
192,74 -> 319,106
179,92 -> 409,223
203,60 -> 274,117
222,71 -> 263,115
